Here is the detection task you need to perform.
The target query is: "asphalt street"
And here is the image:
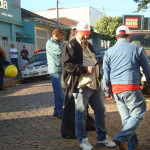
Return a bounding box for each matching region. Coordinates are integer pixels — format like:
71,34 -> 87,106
0,80 -> 150,150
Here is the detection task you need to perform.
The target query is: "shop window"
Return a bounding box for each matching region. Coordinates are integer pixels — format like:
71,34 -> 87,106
2,37 -> 8,41
2,36 -> 8,47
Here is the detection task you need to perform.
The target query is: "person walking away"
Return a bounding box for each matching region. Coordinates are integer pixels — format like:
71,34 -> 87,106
46,28 -> 65,119
20,45 -> 29,66
9,43 -> 20,73
62,21 -> 116,150
61,28 -> 95,139
102,25 -> 150,150
0,45 -> 8,91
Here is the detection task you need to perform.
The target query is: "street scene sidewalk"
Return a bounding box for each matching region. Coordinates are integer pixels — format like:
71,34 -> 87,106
0,80 -> 150,150
3,75 -> 23,88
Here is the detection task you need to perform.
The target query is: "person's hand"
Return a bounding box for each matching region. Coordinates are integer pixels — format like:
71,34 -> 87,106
87,66 -> 96,74
106,95 -> 114,103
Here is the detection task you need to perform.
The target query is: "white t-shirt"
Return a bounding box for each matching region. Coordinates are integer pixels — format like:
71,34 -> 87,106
10,48 -> 18,58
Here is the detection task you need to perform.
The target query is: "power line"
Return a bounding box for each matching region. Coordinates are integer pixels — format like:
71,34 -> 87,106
95,7 -> 138,13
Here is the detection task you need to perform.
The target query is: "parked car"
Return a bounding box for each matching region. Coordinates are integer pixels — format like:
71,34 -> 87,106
95,48 -> 107,75
21,49 -> 48,78
130,31 -> 150,87
95,48 -> 107,65
130,31 -> 150,54
140,55 -> 150,86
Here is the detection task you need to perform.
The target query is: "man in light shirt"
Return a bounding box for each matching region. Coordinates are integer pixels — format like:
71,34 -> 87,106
62,21 -> 116,150
9,43 -> 19,73
46,28 -> 65,119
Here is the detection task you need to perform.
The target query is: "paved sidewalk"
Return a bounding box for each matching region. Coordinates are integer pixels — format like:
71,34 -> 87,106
0,80 -> 150,150
3,75 -> 23,88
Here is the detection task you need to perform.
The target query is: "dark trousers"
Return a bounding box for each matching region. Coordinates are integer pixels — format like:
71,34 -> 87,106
11,58 -> 19,72
61,95 -> 95,137
0,73 -> 3,89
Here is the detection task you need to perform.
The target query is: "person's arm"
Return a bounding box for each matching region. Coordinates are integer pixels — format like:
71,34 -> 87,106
102,52 -> 114,103
20,50 -> 23,56
0,46 -> 8,59
27,50 -> 29,56
46,40 -> 62,55
10,51 -> 18,54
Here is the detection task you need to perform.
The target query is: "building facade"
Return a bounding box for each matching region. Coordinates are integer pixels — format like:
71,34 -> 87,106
0,0 -> 69,69
0,0 -> 23,42
35,6 -> 103,49
21,8 -> 69,49
0,0 -> 69,50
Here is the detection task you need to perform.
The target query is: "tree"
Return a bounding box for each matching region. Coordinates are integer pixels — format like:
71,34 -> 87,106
134,0 -> 150,12
95,16 -> 122,42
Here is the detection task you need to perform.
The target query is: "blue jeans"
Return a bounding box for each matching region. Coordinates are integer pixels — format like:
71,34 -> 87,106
50,73 -> 64,116
72,86 -> 107,142
113,90 -> 146,150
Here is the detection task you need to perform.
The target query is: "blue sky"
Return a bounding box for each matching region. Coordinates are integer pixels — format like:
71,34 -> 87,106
21,0 -> 150,17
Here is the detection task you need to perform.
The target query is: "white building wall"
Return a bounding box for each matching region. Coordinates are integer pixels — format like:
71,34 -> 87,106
89,7 -> 103,27
35,6 -> 103,49
35,6 -> 102,28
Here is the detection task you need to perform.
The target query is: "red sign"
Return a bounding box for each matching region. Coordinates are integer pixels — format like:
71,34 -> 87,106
125,18 -> 139,28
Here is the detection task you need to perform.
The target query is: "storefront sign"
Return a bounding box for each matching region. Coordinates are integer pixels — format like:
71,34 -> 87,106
0,0 -> 8,10
125,18 -> 139,28
1,12 -> 13,17
0,0 -> 13,18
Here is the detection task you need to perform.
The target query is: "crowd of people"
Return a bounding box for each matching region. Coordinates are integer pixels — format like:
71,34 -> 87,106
45,21 -> 150,150
1,21 -> 150,150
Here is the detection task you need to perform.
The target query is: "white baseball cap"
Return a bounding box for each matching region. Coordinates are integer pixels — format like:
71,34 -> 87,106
76,21 -> 91,35
116,25 -> 130,35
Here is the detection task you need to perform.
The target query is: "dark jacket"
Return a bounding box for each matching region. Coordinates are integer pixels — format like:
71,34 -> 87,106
62,37 -> 101,98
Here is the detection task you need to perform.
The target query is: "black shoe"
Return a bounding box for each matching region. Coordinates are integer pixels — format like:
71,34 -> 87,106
58,115 -> 62,119
62,135 -> 77,139
53,113 -> 58,116
0,88 -> 6,91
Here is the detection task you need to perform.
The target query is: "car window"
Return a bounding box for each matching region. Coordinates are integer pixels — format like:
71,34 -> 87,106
39,53 -> 46,61
130,34 -> 150,50
28,53 -> 46,63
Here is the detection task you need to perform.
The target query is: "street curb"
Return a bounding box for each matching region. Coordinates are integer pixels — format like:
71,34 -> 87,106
4,78 -> 23,88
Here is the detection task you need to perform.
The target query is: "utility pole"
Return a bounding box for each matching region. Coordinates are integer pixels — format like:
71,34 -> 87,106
56,0 -> 59,27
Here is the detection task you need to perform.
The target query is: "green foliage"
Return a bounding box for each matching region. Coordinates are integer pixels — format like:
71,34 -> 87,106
95,16 -> 122,41
134,0 -> 150,12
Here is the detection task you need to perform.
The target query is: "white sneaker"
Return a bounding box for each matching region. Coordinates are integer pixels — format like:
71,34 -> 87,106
97,136 -> 116,148
80,138 -> 94,150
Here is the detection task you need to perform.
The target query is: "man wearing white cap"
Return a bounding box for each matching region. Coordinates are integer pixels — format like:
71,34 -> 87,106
62,21 -> 116,150
102,25 -> 150,150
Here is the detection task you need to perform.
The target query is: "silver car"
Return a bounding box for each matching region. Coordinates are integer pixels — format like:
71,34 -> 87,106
21,50 -> 48,78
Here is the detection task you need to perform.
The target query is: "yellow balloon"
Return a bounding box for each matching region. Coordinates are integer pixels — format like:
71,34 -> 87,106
4,65 -> 18,78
